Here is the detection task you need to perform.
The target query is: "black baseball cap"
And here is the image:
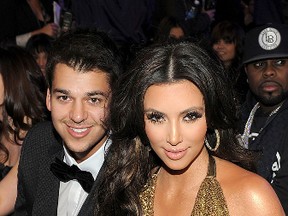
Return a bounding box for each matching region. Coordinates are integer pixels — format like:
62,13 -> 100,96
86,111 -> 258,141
243,23 -> 288,64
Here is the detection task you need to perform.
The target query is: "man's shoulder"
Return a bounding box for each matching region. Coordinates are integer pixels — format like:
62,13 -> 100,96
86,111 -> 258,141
279,98 -> 288,113
272,100 -> 288,124
22,121 -> 61,153
26,121 -> 55,138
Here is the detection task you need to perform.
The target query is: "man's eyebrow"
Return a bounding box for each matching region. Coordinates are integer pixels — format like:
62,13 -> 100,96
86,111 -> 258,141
52,88 -> 70,94
87,91 -> 110,98
52,89 -> 110,98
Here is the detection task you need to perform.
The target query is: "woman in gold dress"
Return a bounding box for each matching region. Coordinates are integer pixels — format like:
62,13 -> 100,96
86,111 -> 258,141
95,41 -> 285,215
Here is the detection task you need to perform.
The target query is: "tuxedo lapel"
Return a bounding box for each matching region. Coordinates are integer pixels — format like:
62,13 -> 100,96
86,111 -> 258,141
32,145 -> 64,215
78,158 -> 108,216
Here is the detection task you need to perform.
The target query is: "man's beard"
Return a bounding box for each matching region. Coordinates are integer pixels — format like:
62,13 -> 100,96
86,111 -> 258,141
252,89 -> 288,106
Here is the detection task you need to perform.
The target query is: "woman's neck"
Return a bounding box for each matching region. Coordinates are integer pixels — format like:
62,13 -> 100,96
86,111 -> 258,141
223,60 -> 232,69
153,148 -> 211,216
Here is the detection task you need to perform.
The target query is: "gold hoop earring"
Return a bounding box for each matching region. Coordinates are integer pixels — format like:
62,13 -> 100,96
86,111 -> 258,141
205,129 -> 220,152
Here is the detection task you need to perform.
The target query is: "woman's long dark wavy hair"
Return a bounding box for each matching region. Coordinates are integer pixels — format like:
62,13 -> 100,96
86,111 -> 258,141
95,41 -> 255,215
0,46 -> 48,164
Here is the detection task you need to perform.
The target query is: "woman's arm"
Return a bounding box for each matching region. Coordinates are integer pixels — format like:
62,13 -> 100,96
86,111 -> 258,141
0,160 -> 18,215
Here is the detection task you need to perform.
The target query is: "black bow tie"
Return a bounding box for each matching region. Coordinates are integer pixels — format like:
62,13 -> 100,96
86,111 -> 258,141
50,158 -> 94,193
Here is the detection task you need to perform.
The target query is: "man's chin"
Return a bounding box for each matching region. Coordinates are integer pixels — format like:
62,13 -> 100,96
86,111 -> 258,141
257,94 -> 286,106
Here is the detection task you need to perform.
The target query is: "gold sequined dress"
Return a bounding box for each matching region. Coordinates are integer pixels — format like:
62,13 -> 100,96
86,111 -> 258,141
139,155 -> 229,216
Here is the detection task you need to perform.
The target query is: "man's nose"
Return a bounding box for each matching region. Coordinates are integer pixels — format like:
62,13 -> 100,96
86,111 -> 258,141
69,101 -> 88,123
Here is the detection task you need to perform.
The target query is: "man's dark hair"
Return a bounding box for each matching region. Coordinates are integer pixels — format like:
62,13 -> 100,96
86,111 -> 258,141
46,28 -> 122,89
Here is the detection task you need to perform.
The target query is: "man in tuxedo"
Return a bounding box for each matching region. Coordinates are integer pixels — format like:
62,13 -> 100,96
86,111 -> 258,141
13,28 -> 122,215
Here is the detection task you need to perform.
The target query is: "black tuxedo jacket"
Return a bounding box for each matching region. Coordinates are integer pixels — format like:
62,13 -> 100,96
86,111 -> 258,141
13,121 -> 105,216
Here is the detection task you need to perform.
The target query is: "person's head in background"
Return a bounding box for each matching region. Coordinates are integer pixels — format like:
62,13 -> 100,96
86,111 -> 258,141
0,46 -> 48,168
26,34 -> 53,75
241,0 -> 254,29
210,21 -> 249,104
154,16 -> 185,43
211,20 -> 245,70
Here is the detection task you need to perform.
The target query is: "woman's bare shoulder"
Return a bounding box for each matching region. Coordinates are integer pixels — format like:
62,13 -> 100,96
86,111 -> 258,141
215,157 -> 285,216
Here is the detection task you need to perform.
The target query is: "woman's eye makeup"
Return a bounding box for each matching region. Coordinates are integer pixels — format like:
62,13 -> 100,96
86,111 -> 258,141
145,110 -> 203,124
183,111 -> 202,122
146,112 -> 165,124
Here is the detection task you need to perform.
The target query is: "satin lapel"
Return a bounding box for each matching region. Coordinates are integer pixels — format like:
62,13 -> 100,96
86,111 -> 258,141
78,158 -> 107,216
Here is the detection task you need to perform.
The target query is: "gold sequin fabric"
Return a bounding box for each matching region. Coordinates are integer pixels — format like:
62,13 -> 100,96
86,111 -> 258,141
139,155 -> 229,216
139,172 -> 157,216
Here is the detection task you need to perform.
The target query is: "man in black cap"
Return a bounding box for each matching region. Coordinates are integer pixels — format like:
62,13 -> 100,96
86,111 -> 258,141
240,23 -> 288,214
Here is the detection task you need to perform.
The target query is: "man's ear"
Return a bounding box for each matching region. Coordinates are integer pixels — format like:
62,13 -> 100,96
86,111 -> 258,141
244,66 -> 248,75
46,88 -> 52,111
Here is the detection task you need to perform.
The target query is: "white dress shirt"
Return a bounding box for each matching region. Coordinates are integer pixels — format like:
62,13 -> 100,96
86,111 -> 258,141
57,139 -> 111,216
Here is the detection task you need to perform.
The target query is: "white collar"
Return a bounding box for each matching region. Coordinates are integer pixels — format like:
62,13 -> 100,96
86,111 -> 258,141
63,138 -> 111,179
